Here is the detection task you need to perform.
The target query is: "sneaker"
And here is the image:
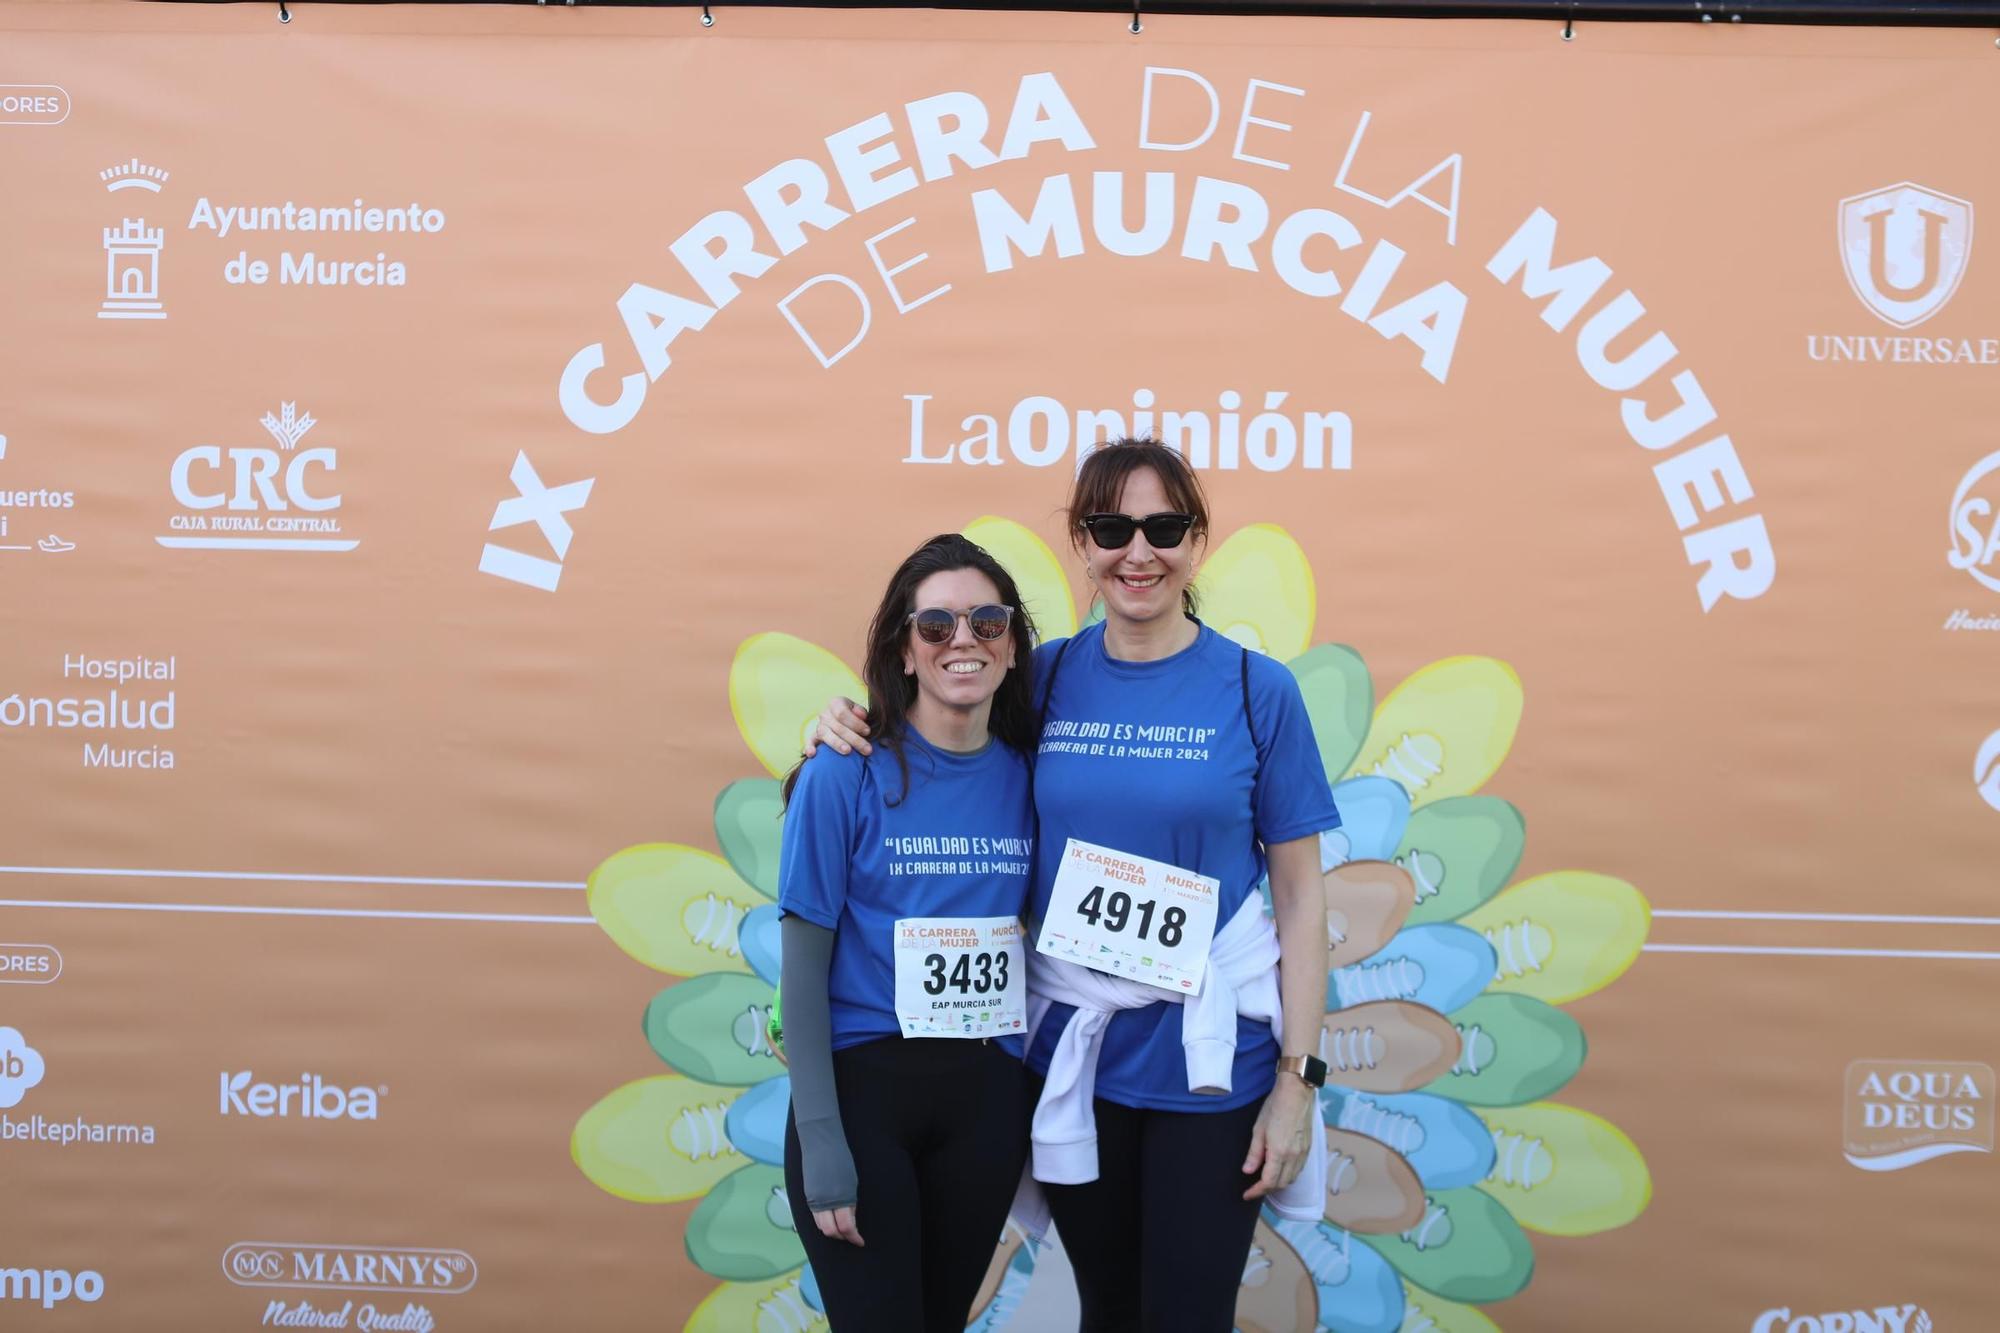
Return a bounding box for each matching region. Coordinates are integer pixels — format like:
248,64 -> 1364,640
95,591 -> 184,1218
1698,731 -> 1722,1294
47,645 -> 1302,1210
1395,797 -> 1525,928
714,777 -> 785,898
1422,996 -> 1585,1107
723,1074 -> 793,1168
646,973 -> 786,1086
1359,1187 -> 1534,1304
1194,523 -> 1316,661
1326,863 -> 1416,971
1458,872 -> 1650,1006
1262,1217 -> 1407,1333
1480,1101 -> 1652,1237
588,842 -> 764,977
685,1273 -> 825,1333
1234,1216 -> 1324,1333
1397,1280 -> 1503,1333
968,1225 -> 1036,1331
1345,657 -> 1523,810
686,1162 -> 806,1282
1323,775 -> 1413,867
571,1073 -> 747,1203
1323,1127 -> 1428,1234
1332,925 -> 1496,1016
1325,1090 -> 1497,1192
1321,1001 -> 1462,1094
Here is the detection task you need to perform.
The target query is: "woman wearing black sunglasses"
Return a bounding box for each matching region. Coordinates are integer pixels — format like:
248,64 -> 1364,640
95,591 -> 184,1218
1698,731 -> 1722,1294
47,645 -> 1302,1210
813,440 -> 1340,1333
776,532 -> 1042,1332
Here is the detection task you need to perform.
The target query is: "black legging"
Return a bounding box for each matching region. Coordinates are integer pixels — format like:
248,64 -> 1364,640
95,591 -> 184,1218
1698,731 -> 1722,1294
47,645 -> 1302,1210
1028,1072 -> 1266,1333
784,1036 -> 1030,1332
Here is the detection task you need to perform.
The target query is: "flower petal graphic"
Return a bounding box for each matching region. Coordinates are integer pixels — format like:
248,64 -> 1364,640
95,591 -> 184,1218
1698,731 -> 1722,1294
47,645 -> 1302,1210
1289,644 -> 1374,779
1423,996 -> 1584,1108
1458,872 -> 1650,1006
1196,524 -> 1315,659
1323,1126 -> 1427,1235
1234,1216 -> 1322,1333
967,1224 -> 1036,1331
963,515 -> 1076,642
685,1274 -> 825,1333
1347,659 -> 1523,809
724,1074 -> 793,1167
1359,1187 -> 1534,1304
1322,1000 -> 1462,1094
1398,798 -> 1526,928
1398,1280 -> 1505,1333
686,1163 -> 806,1282
1480,1101 -> 1652,1237
741,903 -> 785,987
1321,775 -> 1410,869
646,973 -> 787,1086
570,1074 -> 747,1203
588,844 -> 761,977
1324,1090 -> 1497,1192
731,633 -> 865,778
1331,924 -> 1496,1016
1326,861 -> 1415,971
715,778 -> 785,899
1264,1218 -> 1406,1333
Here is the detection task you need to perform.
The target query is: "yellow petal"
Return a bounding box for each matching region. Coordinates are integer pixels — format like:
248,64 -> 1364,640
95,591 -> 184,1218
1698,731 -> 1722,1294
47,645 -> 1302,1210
1459,871 -> 1651,1006
963,515 -> 1077,642
1400,1281 -> 1505,1333
571,1074 -> 747,1204
1347,658 -> 1522,809
730,633 -> 865,778
587,843 -> 761,976
1194,524 -> 1314,660
685,1276 -> 825,1333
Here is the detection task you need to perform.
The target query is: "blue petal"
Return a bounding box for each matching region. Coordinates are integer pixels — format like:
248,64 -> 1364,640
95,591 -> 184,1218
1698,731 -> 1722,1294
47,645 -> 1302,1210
1267,1217 -> 1405,1333
1329,924 -> 1495,1015
741,903 -> 784,986
724,1075 -> 791,1167
1323,1089 -> 1497,1191
800,1261 -> 823,1313
1323,776 -> 1412,867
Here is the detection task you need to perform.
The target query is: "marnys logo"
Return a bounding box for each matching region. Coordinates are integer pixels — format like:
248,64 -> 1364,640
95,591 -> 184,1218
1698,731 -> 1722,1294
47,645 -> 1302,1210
159,402 -> 357,553
220,1072 -> 384,1121
0,1265 -> 104,1310
1840,183 -> 1972,330
1753,1305 -> 1932,1333
223,1243 -> 475,1295
0,1027 -> 47,1108
1844,1059 -> 1994,1171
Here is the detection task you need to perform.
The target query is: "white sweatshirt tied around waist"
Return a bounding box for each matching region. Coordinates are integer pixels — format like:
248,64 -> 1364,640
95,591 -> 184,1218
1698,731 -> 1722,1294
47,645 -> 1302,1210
1017,893 -> 1326,1228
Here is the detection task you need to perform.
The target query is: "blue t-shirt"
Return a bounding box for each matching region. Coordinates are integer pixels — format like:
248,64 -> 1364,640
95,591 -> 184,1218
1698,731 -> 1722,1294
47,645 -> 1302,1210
778,728 -> 1035,1055
1026,621 -> 1340,1111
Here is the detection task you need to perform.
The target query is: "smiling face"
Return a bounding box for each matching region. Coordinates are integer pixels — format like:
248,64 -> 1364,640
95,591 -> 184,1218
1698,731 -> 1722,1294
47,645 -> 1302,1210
1084,466 -> 1198,630
901,567 -> 1016,722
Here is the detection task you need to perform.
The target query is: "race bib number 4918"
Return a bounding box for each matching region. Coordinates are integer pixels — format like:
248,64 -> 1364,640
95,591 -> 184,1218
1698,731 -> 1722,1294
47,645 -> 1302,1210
1036,838 -> 1219,994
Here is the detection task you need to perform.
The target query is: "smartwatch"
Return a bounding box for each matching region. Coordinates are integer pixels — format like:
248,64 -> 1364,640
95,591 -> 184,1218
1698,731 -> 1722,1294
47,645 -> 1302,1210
1277,1054 -> 1327,1089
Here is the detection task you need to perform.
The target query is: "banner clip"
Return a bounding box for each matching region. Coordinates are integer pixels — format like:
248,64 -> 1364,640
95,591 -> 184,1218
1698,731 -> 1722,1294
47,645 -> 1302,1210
702,4 -> 715,26
1130,1 -> 1142,34
276,0 -> 290,23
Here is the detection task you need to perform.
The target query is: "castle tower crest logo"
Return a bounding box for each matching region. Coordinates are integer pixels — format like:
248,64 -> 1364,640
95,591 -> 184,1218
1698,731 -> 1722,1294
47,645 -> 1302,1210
1838,183 -> 1973,329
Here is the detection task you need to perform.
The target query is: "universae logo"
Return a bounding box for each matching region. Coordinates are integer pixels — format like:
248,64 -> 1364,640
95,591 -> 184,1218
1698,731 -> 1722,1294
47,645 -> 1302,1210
1838,182 -> 1972,330
219,1071 -> 384,1120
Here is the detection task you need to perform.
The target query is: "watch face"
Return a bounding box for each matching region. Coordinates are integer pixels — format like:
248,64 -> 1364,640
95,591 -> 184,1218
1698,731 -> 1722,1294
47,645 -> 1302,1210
1303,1054 -> 1328,1087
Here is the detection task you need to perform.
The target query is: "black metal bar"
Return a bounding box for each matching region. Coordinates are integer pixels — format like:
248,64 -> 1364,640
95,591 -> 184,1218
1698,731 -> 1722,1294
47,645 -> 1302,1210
154,0 -> 2000,26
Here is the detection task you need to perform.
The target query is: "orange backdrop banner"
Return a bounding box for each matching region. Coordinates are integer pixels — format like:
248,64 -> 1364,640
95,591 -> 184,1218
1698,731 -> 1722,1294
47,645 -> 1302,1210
2,3 -> 1997,1330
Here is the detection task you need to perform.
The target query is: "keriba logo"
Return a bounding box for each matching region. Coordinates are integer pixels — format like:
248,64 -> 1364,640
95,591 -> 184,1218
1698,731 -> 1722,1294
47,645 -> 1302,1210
219,1072 -> 383,1120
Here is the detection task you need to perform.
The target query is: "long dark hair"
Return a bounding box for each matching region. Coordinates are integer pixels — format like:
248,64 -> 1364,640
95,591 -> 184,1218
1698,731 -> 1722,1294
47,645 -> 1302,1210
1067,437 -> 1212,619
783,533 -> 1039,807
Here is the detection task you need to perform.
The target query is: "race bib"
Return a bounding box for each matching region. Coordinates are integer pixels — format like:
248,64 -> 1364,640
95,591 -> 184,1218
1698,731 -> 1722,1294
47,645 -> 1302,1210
892,915 -> 1026,1038
1036,838 -> 1220,994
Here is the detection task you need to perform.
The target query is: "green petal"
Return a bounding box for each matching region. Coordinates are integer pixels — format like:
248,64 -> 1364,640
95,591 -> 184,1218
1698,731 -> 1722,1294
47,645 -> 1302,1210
1423,995 -> 1584,1108
1398,798 -> 1526,927
588,844 -> 761,976
1359,1187 -> 1533,1304
963,515 -> 1077,642
730,633 -> 865,779
1348,658 -> 1523,810
570,1074 -> 747,1204
685,1163 -> 806,1283
684,1276 -> 825,1333
646,973 -> 786,1085
714,779 -> 784,900
1399,1279 -> 1506,1332
1196,524 -> 1315,660
1288,644 -> 1373,779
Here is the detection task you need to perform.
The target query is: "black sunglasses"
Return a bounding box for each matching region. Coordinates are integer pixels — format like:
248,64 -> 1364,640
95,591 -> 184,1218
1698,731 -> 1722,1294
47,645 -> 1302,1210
1079,511 -> 1196,551
907,604 -> 1015,644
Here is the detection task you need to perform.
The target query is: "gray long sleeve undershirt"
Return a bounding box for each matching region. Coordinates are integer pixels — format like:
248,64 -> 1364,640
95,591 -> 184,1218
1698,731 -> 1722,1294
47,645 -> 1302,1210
780,915 -> 858,1212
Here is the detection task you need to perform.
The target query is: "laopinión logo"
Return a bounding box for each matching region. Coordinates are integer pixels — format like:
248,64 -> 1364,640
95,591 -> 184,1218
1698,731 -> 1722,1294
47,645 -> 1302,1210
1807,182 -> 1994,366
1752,1305 -> 1932,1333
219,1071 -> 385,1120
159,402 -> 357,553
1844,1059 -> 1994,1171
0,1265 -> 105,1311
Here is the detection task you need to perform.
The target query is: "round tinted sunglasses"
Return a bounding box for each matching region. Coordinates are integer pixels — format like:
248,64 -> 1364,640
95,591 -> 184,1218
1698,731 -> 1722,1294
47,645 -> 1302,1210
907,604 -> 1016,644
1079,511 -> 1196,551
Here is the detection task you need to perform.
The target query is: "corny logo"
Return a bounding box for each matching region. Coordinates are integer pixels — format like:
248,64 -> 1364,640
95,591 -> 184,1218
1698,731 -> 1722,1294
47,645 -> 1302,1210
1752,1305 -> 1932,1333
0,1028 -> 46,1108
220,1072 -> 383,1120
1843,1059 -> 1994,1171
1839,183 -> 1973,330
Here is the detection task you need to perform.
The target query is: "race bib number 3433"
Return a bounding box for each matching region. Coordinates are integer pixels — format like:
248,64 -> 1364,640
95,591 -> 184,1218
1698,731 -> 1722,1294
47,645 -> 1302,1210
1036,838 -> 1219,994
892,915 -> 1026,1038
